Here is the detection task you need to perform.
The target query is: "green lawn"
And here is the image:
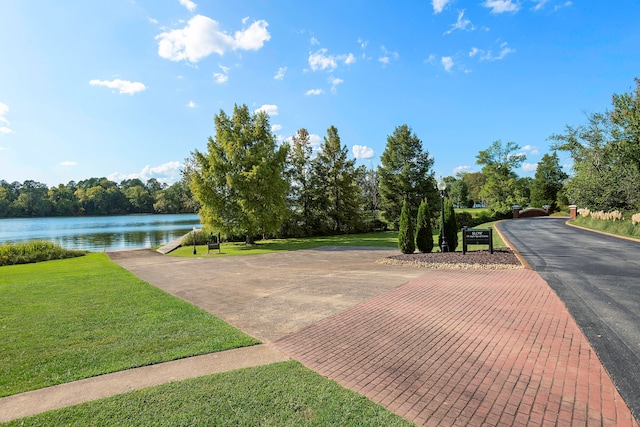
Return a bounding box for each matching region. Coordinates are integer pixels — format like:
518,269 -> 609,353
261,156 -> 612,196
173,226 -> 507,257
171,230 -> 399,257
0,253 -> 259,398
4,361 -> 414,427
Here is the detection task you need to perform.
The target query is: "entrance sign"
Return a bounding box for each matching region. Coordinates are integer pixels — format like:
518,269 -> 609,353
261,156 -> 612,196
462,227 -> 493,254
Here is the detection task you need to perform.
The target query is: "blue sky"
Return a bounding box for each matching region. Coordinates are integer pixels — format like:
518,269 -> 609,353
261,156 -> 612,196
1,0 -> 639,186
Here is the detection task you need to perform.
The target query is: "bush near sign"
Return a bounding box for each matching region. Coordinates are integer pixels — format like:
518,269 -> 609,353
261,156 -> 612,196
462,227 -> 493,254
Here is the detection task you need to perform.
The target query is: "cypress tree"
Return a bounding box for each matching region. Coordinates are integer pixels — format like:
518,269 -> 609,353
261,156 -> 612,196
398,200 -> 415,254
438,197 -> 458,251
416,198 -> 433,253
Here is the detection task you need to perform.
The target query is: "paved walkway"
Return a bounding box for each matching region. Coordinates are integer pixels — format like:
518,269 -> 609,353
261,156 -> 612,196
1,248 -> 638,425
0,345 -> 288,422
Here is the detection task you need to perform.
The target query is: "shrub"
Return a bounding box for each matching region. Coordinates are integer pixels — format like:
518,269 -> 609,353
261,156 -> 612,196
398,200 -> 415,254
0,240 -> 87,266
415,199 -> 433,253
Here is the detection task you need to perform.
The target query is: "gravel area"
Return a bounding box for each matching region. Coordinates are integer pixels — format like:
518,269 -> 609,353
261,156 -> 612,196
378,248 -> 524,270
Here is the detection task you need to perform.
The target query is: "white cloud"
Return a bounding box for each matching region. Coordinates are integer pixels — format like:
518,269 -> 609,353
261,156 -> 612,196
188,100 -> 197,108
156,15 -> 270,63
483,0 -> 521,13
442,56 -> 454,72
445,10 -> 475,35
305,88 -> 324,96
432,0 -> 452,14
344,53 -> 356,65
308,48 -> 354,72
531,0 -> 549,10
89,79 -> 146,95
453,165 -> 472,174
521,145 -> 540,155
0,146 -> 10,150
0,102 -> 13,134
274,66 -> 287,80
522,162 -> 538,172
352,145 -> 375,159
255,104 -> 278,116
60,161 -> 77,167
357,38 -> 368,49
330,76 -> 344,93
213,72 -> 228,84
179,0 -> 197,12
378,46 -> 399,65
471,43 -> 515,61
271,124 -> 282,132
109,161 -> 183,184
310,37 -> 320,46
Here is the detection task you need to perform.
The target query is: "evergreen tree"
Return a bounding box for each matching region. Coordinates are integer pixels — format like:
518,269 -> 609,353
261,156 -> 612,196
398,200 -> 415,254
285,128 -> 317,236
415,198 -> 433,253
186,104 -> 290,243
438,197 -> 458,252
312,126 -> 365,233
378,124 -> 437,229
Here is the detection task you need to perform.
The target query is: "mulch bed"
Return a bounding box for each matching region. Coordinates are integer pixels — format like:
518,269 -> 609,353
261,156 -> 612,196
378,248 -> 523,270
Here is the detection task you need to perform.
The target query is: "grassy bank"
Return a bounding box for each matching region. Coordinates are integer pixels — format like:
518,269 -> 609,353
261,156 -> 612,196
572,215 -> 640,239
0,253 -> 258,397
4,361 -> 413,427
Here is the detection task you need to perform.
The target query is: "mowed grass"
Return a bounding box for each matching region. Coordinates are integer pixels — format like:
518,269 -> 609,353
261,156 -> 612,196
173,225 -> 508,257
171,230 -> 399,257
4,361 -> 414,427
0,253 -> 259,398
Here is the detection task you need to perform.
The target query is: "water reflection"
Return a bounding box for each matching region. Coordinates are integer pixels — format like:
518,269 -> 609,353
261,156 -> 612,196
0,214 -> 201,252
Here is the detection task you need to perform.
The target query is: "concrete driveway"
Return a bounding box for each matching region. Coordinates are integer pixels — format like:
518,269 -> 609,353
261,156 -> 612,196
107,246 -> 425,343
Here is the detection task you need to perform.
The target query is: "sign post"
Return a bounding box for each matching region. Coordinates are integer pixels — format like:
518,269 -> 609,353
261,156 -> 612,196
462,227 -> 493,254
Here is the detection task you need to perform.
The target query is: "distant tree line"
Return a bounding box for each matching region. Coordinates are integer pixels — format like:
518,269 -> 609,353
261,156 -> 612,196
0,178 -> 197,217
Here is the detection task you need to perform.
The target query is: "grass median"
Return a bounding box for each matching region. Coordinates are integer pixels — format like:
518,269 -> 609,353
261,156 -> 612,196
4,361 -> 413,427
0,253 -> 259,398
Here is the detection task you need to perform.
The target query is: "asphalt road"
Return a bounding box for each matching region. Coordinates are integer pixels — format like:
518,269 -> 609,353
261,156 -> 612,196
497,217 -> 640,421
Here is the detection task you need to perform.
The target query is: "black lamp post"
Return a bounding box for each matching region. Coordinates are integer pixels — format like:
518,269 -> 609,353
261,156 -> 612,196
437,177 -> 449,253
192,227 -> 197,255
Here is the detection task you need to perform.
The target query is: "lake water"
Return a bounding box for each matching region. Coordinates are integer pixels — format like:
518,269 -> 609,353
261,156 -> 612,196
0,214 -> 202,252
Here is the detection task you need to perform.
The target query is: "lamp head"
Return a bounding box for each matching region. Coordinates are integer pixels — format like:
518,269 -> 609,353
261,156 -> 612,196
437,177 -> 447,191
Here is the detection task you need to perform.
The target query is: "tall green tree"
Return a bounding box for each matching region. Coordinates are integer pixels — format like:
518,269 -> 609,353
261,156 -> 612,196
285,128 -> 317,236
476,140 -> 526,213
398,200 -> 415,254
529,151 -> 568,211
551,113 -> 638,210
378,124 -> 437,229
610,77 -> 640,173
187,104 -> 290,243
415,198 -> 433,253
462,172 -> 486,207
438,197 -> 458,252
312,126 -> 364,233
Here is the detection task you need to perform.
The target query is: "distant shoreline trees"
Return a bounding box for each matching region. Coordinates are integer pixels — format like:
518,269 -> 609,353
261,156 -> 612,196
0,178 -> 196,218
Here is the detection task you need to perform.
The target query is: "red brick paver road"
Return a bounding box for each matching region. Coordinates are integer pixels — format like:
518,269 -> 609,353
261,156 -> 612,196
275,269 -> 638,426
